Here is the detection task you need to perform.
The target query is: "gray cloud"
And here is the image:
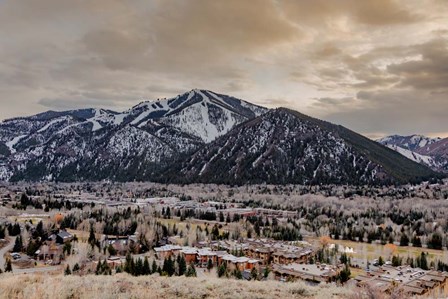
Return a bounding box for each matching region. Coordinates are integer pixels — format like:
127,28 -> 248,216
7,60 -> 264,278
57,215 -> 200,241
388,39 -> 448,90
311,88 -> 448,137
280,0 -> 422,28
307,37 -> 448,137
0,0 -> 447,138
38,97 -> 114,111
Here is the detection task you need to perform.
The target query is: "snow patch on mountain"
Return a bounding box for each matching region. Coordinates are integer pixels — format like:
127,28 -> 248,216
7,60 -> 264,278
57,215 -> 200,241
378,134 -> 441,151
113,113 -> 127,125
37,117 -> 67,133
5,135 -> 27,154
385,144 -> 440,169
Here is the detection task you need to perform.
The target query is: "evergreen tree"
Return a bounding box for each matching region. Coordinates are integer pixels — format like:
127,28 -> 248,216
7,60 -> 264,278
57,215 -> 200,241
427,233 -> 443,250
186,263 -> 197,277
20,193 -> 30,207
26,239 -> 40,256
178,256 -> 187,276
73,263 -> 80,273
143,257 -> 151,275
211,225 -> 220,240
338,265 -> 351,283
65,264 -> 72,275
124,253 -> 135,274
135,258 -> 143,276
419,252 -> 429,270
263,266 -> 270,278
166,207 -> 171,219
250,267 -> 258,280
35,221 -> 44,239
88,224 -> 96,247
340,253 -> 349,265
107,244 -> 117,256
13,235 -> 22,253
254,222 -> 260,236
392,255 -> 402,267
412,236 -> 422,247
63,243 -> 72,256
207,258 -> 213,271
4,259 -> 12,272
406,256 -> 415,268
233,268 -> 242,279
163,256 -> 175,276
152,260 -> 158,274
95,259 -> 112,275
7,223 -> 21,236
217,264 -> 226,277
95,260 -> 102,275
378,256 -> 384,266
400,234 -> 410,246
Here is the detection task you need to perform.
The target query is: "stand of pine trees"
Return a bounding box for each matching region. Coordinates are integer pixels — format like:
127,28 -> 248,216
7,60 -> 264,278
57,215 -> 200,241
120,254 -> 191,277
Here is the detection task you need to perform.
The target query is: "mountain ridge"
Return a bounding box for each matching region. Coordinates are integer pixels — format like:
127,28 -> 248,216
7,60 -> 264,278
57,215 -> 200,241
0,91 -> 443,184
157,108 -> 439,185
378,134 -> 448,172
0,89 -> 265,181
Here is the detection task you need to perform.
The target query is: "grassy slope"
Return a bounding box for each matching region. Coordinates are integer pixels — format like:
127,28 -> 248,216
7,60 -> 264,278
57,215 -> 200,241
0,273 -> 352,299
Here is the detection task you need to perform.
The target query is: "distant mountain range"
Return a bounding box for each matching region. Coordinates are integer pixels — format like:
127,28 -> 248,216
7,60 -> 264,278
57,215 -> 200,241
0,90 -> 442,185
377,135 -> 448,172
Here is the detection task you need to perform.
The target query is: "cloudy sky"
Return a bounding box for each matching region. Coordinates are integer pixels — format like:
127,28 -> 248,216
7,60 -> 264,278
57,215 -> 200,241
1,0 -> 447,138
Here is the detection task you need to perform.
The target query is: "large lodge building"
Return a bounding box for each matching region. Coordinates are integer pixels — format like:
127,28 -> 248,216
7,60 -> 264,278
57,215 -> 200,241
355,265 -> 448,297
153,238 -> 316,278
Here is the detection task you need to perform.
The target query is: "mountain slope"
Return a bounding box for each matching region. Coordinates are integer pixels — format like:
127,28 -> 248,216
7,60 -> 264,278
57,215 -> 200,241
378,135 -> 448,172
113,89 -> 266,142
0,91 -> 441,184
0,90 -> 265,181
158,108 -> 440,185
416,137 -> 448,172
377,135 -> 440,151
382,144 -> 440,170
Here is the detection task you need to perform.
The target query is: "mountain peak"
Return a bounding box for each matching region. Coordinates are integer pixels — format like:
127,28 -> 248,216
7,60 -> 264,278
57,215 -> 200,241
161,102 -> 438,185
0,90 -> 269,181
0,90 -> 442,183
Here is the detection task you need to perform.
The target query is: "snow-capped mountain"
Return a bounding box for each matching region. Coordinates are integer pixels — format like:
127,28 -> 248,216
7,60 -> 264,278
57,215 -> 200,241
377,135 -> 447,172
107,89 -> 266,142
382,144 -> 441,170
0,91 -> 441,184
158,108 -> 439,185
416,137 -> 448,172
377,135 -> 440,151
0,89 -> 266,181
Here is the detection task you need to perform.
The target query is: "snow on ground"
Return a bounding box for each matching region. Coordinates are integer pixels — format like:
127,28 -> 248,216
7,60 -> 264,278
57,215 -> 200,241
37,117 -> 67,133
386,144 -> 438,167
5,135 -> 27,153
113,113 -> 127,125
90,119 -> 102,131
